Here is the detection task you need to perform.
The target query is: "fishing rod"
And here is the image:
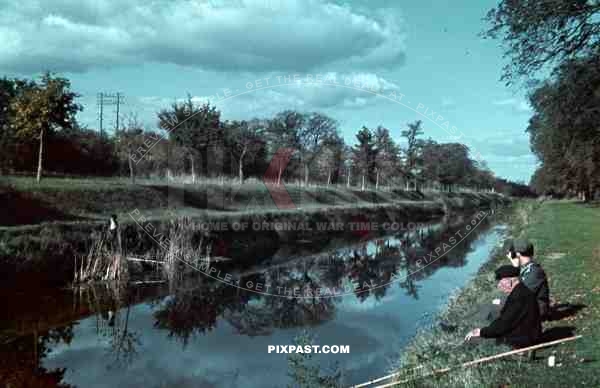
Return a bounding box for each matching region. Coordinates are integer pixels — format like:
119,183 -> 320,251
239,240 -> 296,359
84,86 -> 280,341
350,335 -> 582,388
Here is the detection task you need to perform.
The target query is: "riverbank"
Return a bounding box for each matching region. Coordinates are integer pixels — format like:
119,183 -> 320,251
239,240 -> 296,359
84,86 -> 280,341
0,176 -> 508,287
393,200 -> 600,387
0,176 -> 502,226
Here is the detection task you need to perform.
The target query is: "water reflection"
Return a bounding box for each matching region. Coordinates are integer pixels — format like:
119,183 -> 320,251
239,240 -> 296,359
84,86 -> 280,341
1,212 -> 499,387
0,326 -> 74,387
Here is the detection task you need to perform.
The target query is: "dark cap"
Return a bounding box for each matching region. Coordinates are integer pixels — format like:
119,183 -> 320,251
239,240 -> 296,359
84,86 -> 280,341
514,239 -> 534,257
503,239 -> 515,251
495,265 -> 519,280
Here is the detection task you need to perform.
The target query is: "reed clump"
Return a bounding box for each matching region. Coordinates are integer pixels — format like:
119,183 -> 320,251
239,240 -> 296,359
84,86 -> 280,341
163,217 -> 209,282
74,230 -> 128,283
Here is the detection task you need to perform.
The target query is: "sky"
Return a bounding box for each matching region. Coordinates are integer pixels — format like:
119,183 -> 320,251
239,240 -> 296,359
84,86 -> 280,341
0,0 -> 537,182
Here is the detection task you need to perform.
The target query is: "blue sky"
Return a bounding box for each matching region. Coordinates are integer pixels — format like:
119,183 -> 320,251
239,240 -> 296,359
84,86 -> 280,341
0,0 -> 537,181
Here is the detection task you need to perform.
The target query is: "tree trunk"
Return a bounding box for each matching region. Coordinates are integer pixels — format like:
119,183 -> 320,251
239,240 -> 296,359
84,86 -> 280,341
277,164 -> 283,186
361,175 -> 365,191
375,170 -> 379,190
586,186 -> 593,202
327,168 -> 331,186
238,160 -> 244,183
36,127 -> 44,183
346,167 -> 351,188
304,164 -> 309,187
190,155 -> 196,184
238,148 -> 246,184
128,153 -> 135,184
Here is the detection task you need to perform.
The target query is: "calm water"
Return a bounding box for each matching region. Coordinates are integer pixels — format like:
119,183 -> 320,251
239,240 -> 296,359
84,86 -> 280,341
1,212 -> 505,387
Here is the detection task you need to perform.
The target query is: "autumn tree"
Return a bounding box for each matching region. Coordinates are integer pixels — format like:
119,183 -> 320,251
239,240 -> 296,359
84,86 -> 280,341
352,126 -> 377,191
421,141 -> 475,191
401,120 -> 425,190
10,73 -> 81,182
373,126 -> 401,189
527,53 -> 600,199
266,111 -> 304,184
225,118 -> 266,183
158,96 -> 222,182
484,0 -> 600,84
299,112 -> 338,186
0,78 -> 17,173
115,114 -> 146,183
313,133 -> 345,186
341,145 -> 354,188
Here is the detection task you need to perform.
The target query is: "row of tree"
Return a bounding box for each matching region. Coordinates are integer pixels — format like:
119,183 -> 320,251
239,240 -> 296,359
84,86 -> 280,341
527,53 -> 600,199
1,73 -> 528,194
485,0 -> 600,199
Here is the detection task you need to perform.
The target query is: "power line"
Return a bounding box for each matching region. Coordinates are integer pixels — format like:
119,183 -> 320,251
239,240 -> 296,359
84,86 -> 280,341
97,92 -> 124,136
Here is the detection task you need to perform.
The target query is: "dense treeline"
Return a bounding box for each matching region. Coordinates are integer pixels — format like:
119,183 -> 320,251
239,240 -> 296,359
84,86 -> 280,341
527,54 -> 600,199
1,73 -> 524,194
485,0 -> 600,200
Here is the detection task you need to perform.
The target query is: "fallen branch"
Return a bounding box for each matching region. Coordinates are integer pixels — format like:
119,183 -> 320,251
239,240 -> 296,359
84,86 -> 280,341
129,280 -> 167,285
126,257 -> 166,264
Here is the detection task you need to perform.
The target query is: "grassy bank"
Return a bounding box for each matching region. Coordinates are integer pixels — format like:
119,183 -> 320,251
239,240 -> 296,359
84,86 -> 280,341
393,200 -> 600,387
0,176 -> 503,227
0,176 -> 508,287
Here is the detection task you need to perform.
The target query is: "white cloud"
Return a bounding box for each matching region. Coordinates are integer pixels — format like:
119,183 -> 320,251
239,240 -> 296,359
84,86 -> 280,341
73,72 -> 400,129
0,0 -> 406,74
186,72 -> 401,118
492,98 -> 532,114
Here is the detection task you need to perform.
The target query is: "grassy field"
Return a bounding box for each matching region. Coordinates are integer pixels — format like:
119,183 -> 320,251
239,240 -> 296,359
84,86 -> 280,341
392,200 -> 600,387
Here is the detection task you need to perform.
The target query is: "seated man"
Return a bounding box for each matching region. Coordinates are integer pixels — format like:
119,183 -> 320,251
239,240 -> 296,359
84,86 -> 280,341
499,239 -> 550,319
465,276 -> 542,348
514,239 -> 550,319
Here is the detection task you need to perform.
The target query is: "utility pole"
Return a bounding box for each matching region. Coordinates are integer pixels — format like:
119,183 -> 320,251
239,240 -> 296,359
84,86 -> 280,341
97,92 -> 104,136
115,92 -> 121,131
97,92 -> 124,135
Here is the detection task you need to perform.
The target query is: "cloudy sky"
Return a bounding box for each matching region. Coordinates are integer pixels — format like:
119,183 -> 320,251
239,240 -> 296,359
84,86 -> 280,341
0,0 -> 537,181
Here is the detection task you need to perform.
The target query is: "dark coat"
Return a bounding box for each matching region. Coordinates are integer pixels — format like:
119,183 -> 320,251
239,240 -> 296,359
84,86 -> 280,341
480,282 -> 542,348
495,263 -> 550,319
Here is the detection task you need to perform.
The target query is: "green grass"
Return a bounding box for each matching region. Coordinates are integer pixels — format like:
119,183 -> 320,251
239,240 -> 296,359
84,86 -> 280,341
0,175 -> 504,227
394,200 -> 600,387
0,175 -> 507,287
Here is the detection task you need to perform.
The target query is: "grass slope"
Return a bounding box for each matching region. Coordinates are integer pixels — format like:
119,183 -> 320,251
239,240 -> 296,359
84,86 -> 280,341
0,176 -> 502,227
0,176 -> 507,287
394,200 -> 600,387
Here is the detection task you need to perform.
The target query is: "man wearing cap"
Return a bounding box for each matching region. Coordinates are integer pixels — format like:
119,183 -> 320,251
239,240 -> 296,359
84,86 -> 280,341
512,239 -> 550,319
465,275 -> 542,348
493,239 -> 550,319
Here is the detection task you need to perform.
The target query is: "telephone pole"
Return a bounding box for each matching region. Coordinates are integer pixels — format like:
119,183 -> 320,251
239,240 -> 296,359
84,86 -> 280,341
97,93 -> 104,136
97,92 -> 124,135
115,93 -> 121,132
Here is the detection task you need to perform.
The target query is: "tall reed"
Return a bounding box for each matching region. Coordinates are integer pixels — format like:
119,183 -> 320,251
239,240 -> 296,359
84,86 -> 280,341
163,217 -> 208,282
74,230 -> 128,283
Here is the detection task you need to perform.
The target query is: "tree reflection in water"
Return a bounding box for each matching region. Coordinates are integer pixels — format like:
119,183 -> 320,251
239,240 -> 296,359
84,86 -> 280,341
152,214 -> 493,343
0,282 -> 146,386
0,326 -> 74,388
153,275 -> 256,343
0,212 -> 495,387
